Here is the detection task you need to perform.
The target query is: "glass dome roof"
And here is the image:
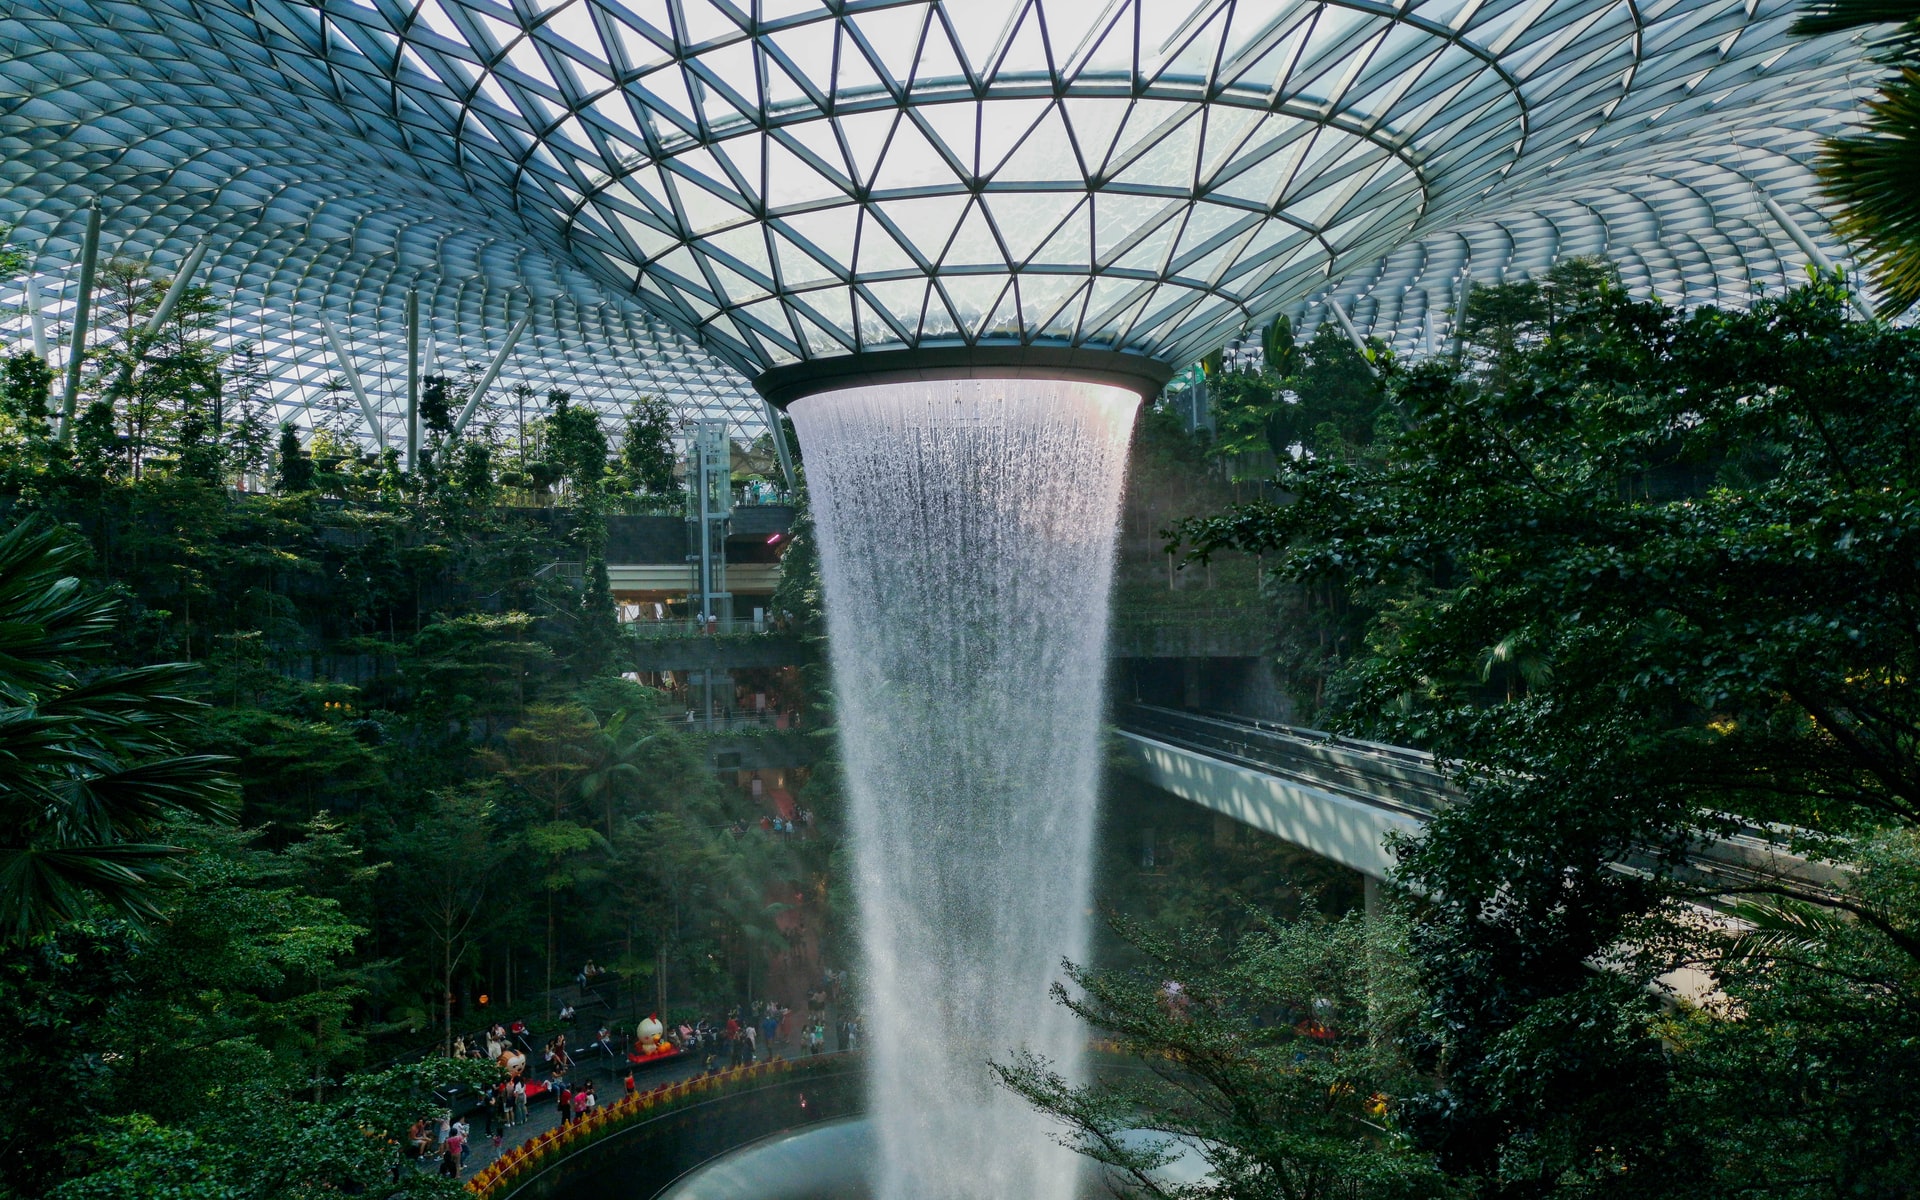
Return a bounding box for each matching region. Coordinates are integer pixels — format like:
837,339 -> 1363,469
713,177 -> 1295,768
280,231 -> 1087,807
0,0 -> 1882,435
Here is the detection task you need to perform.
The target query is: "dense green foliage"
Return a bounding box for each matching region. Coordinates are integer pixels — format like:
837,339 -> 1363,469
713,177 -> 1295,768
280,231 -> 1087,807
996,908 -> 1445,1200
1166,269 -> 1920,1197
0,249 -> 838,1197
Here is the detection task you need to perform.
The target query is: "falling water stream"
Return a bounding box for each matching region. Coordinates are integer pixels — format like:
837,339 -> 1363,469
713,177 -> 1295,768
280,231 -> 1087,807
787,379 -> 1138,1200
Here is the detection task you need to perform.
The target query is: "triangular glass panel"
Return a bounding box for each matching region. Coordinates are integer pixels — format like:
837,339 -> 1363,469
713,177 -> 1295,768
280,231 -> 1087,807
1106,98 -> 1190,177
692,41 -> 758,125
919,288 -> 962,339
861,278 -> 930,336
854,293 -> 907,348
991,104 -> 1081,185
779,204 -> 861,273
796,310 -> 852,356
834,25 -> 888,99
1198,105 -> 1263,184
784,117 -> 851,181
1016,272 -> 1081,335
853,210 -> 920,275
943,199 -> 1005,268
1208,130 -> 1310,207
670,170 -> 751,234
913,100 -> 978,178
978,97 -> 1051,178
1172,201 -> 1250,262
757,41 -> 813,110
704,222 -> 774,282
1037,0 -> 1108,72
835,108 -> 897,189
992,1 -> 1052,81
1220,14 -> 1308,94
702,255 -> 766,304
772,228 -> 838,287
636,64 -> 699,133
1095,194 -> 1176,261
1071,0 -> 1134,78
985,190 -> 1084,263
741,297 -> 799,348
764,22 -> 833,99
764,135 -> 846,210
607,11 -> 671,72
1082,284 -> 1152,345
1148,2 -> 1229,86
1220,0 -> 1311,67
1110,216 -> 1179,273
943,0 -> 1022,77
977,282 -> 1023,339
1027,197 -> 1090,266
913,12 -> 970,85
872,193 -> 970,261
1173,228 -> 1252,286
846,4 -> 925,89
939,274 -> 1008,337
1112,110 -> 1202,190
870,112 -> 963,192
794,285 -> 857,339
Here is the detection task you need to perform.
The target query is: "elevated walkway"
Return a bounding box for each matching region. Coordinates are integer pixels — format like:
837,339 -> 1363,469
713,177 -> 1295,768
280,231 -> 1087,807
1112,704 -> 1841,901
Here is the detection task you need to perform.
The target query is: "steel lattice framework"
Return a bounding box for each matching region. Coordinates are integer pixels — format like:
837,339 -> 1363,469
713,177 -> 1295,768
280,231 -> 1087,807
0,0 -> 1883,441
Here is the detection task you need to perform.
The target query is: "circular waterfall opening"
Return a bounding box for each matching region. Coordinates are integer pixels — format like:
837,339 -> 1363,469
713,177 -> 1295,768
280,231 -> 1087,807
656,1117 -> 1216,1200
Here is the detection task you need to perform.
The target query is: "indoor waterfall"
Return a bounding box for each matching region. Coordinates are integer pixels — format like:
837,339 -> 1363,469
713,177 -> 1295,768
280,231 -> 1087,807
787,379 -> 1138,1200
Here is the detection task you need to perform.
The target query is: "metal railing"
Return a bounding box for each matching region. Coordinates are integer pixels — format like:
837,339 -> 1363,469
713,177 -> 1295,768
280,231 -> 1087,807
621,617 -> 792,639
1112,703 -> 1845,903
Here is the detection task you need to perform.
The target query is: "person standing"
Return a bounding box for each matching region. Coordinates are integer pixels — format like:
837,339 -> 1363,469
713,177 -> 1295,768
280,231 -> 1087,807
512,1078 -> 528,1127
742,1024 -> 757,1064
558,1083 -> 574,1125
440,1131 -> 463,1179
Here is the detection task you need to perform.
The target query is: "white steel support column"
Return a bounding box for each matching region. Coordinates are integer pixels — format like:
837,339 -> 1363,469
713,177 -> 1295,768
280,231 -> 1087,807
57,200 -> 102,442
318,314 -> 388,451
106,236 -> 212,402
24,275 -> 50,364
1757,189 -> 1875,319
405,289 -> 421,467
762,397 -> 797,491
452,309 -> 532,436
1323,296 -> 1379,375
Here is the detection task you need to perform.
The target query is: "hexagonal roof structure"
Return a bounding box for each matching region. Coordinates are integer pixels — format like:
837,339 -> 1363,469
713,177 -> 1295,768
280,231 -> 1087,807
0,1 -> 1884,439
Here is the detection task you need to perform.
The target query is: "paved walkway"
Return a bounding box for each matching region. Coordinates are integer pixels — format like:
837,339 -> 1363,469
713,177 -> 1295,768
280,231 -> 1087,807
418,1040 -> 813,1185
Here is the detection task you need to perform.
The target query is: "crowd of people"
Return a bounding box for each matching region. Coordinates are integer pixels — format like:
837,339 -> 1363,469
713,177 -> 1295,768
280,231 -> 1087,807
407,969 -> 861,1181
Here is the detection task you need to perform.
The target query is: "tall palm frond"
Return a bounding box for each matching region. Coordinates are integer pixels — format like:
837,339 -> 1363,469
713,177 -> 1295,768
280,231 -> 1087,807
0,518 -> 238,941
1795,2 -> 1920,312
1819,69 -> 1920,313
1722,896 -> 1855,963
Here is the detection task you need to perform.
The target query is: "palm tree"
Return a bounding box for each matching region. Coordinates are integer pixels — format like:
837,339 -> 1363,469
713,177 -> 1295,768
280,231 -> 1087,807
1796,2 -> 1920,313
0,518 -> 237,939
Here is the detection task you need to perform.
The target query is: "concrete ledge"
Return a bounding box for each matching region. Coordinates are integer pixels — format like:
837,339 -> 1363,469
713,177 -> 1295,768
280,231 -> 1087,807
1115,731 -> 1423,880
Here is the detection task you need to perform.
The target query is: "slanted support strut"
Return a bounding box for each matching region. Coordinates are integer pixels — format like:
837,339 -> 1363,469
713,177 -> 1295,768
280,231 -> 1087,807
763,398 -> 796,491
1322,296 -> 1379,376
452,309 -> 533,437
106,236 -> 213,403
405,289 -> 421,468
1756,188 -> 1876,320
319,314 -> 388,451
57,200 -> 103,443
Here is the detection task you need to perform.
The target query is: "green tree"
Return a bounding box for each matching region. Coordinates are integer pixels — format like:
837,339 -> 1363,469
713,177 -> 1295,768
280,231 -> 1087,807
274,425 -> 313,493
617,393 -> 682,501
1176,273 -> 1920,1195
0,519 -> 238,939
387,787 -> 512,1053
995,907 -> 1445,1200
1,353 -> 53,442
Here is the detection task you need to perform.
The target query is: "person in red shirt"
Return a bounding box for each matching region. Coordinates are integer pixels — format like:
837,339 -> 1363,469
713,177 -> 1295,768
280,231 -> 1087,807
558,1084 -> 574,1124
623,1070 -> 636,1097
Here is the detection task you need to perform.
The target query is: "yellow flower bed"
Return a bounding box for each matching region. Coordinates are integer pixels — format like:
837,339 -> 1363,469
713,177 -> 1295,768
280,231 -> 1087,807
466,1059 -> 811,1198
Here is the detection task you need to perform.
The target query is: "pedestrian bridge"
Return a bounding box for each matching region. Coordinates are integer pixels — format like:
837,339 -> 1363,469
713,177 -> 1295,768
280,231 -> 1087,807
1111,704 -> 1839,901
